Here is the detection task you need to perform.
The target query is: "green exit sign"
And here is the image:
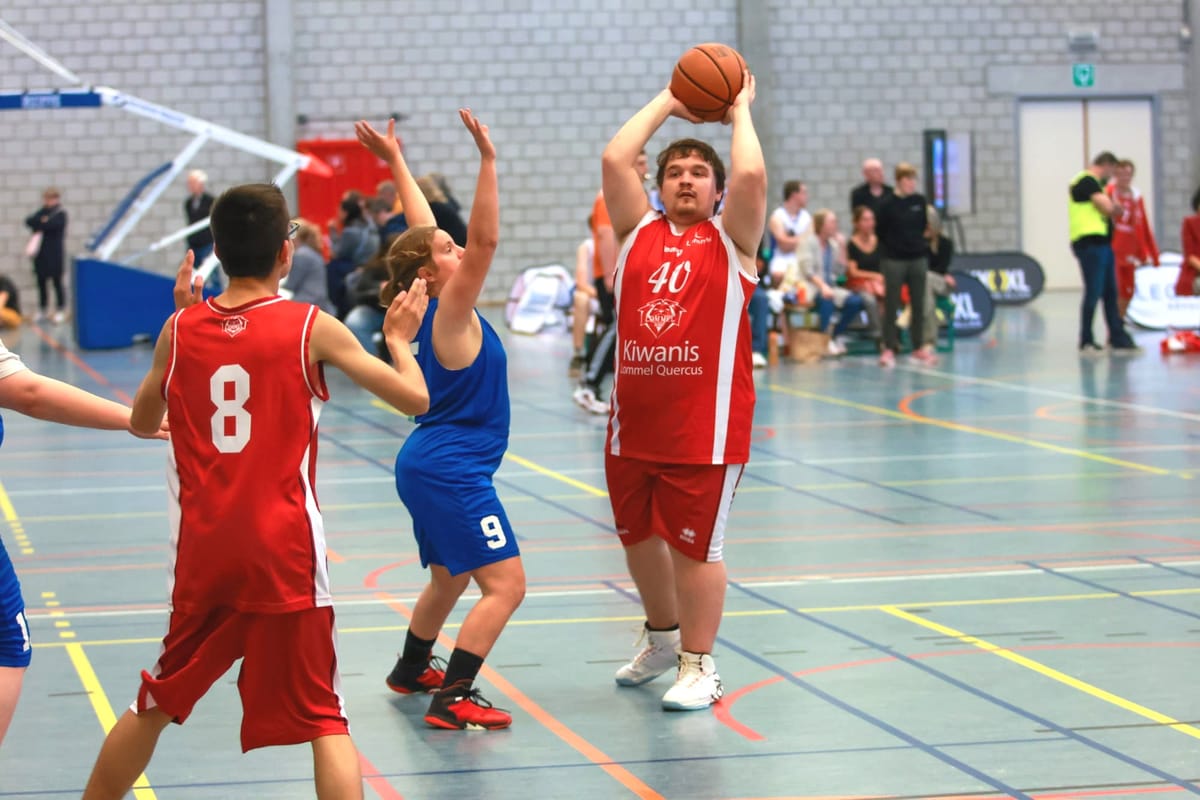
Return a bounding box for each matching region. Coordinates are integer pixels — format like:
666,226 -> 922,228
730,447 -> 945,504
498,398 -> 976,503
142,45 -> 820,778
1072,63 -> 1095,88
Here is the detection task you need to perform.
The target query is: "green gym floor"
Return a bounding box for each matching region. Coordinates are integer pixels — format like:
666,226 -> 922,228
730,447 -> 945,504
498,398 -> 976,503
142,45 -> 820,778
0,290 -> 1197,799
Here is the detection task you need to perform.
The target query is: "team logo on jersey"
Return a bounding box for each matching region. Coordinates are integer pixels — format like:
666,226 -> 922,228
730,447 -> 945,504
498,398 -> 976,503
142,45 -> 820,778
222,316 -> 249,338
688,232 -> 711,245
680,527 -> 696,544
637,298 -> 686,337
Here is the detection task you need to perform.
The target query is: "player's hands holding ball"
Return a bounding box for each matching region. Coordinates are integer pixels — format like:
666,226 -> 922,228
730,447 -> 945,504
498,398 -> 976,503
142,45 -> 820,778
668,43 -> 749,124
383,277 -> 429,343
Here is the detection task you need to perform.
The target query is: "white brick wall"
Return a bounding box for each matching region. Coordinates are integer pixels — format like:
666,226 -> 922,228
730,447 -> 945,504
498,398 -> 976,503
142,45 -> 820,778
0,0 -> 1192,310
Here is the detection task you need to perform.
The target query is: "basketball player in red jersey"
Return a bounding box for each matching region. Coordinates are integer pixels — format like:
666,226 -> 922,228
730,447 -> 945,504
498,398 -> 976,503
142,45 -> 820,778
82,184 -> 430,800
601,73 -> 766,711
1105,159 -> 1160,320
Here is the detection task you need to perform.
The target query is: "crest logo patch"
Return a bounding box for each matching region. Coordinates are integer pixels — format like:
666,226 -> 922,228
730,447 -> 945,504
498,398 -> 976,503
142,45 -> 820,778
637,298 -> 686,338
222,316 -> 249,338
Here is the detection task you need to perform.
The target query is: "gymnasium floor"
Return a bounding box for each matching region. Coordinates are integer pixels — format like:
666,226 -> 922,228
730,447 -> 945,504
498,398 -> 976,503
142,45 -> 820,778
0,290 -> 1197,799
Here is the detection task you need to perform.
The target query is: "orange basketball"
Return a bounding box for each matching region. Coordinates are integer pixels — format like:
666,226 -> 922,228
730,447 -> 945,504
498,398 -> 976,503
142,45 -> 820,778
669,43 -> 746,122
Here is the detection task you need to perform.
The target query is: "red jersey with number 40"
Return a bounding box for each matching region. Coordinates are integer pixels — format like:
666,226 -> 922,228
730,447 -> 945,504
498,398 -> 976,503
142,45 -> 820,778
162,297 -> 330,614
607,212 -> 757,465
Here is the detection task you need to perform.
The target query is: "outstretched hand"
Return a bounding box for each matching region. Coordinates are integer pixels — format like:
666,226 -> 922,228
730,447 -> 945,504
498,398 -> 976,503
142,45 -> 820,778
355,118 -> 403,163
458,108 -> 495,160
723,70 -> 756,124
173,250 -> 203,311
382,277 -> 430,343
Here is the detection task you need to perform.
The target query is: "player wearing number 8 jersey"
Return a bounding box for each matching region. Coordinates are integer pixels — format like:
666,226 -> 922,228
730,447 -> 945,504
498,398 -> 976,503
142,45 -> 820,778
83,183 -> 430,800
356,110 -> 525,731
601,70 -> 766,711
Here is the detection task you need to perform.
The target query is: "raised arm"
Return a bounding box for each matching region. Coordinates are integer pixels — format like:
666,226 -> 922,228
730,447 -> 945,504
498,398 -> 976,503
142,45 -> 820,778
130,318 -> 174,436
437,109 -> 499,319
311,279 -> 430,416
718,72 -> 767,261
602,90 -> 686,241
356,119 -> 435,229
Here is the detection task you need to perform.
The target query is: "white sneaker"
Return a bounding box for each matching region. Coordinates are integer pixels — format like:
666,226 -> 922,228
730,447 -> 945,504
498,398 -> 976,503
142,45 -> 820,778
614,625 -> 680,686
33,310 -> 47,323
751,351 -> 767,368
52,310 -> 66,324
661,651 -> 723,711
572,385 -> 609,416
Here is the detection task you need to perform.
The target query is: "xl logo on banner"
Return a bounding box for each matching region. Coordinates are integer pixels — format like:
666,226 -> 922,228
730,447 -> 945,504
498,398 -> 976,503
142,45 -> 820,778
946,271 -> 995,337
1126,254 -> 1200,330
953,252 -> 1046,305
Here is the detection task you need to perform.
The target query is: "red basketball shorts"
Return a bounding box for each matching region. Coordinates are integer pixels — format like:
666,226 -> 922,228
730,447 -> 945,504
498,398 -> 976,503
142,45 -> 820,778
135,605 -> 349,751
1115,262 -> 1136,300
605,453 -> 744,562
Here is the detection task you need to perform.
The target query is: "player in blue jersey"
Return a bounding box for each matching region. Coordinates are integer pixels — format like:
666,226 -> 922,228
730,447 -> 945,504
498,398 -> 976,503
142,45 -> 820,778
0,339 -> 165,749
356,109 -> 525,730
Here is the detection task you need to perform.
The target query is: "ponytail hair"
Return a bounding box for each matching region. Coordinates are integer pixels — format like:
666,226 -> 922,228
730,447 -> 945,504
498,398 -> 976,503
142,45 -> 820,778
379,225 -> 437,307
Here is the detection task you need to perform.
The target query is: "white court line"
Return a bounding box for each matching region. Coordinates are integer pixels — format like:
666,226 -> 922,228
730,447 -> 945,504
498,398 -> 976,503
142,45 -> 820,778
27,559 -> 1200,620
903,366 -> 1200,423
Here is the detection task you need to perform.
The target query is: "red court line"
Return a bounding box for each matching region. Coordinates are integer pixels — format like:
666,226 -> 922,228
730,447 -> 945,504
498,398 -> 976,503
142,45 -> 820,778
31,326 -> 135,404
364,561 -> 666,800
359,753 -> 404,800
716,641 -> 1200,741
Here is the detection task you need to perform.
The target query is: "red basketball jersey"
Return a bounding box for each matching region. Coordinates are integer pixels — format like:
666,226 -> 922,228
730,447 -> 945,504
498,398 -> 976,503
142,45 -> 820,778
162,297 -> 330,614
607,213 -> 757,464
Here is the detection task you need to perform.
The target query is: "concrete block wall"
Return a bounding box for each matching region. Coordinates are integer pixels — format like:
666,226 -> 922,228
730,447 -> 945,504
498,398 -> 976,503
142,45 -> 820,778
0,0 -> 1192,311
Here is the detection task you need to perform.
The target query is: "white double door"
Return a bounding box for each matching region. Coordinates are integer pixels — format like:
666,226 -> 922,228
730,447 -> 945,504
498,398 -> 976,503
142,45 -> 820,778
1018,99 -> 1156,290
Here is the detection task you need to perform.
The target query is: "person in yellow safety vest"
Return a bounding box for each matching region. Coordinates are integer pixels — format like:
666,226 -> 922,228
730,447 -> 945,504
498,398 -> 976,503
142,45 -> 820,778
1068,151 -> 1139,354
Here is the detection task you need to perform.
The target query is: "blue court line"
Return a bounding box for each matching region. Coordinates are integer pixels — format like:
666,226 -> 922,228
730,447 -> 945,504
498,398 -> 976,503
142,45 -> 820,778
603,581 -> 1030,797
1023,561 -> 1200,623
324,404 -> 614,535
727,580 -> 1200,794
739,469 -> 906,524
752,442 -> 1000,521
1129,555 -> 1200,581
0,736 -> 1080,799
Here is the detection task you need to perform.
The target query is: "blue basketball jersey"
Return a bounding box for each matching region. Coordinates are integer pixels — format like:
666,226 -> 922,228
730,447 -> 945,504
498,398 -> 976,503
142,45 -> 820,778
0,412 -> 32,668
395,300 -> 518,575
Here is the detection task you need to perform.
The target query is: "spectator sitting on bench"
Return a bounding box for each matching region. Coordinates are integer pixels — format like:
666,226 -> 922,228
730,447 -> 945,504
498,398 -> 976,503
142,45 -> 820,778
800,209 -> 866,357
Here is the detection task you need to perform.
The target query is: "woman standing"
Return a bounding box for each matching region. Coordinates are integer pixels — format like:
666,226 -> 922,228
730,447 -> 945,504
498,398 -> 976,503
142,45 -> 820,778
24,188 -> 68,323
356,110 -> 525,731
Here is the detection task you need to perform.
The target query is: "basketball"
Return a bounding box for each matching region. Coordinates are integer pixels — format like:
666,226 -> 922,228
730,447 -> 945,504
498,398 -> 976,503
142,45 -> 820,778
669,43 -> 746,122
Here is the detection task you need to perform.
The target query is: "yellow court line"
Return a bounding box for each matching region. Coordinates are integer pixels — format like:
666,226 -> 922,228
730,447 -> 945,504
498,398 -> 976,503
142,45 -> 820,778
65,643 -> 157,798
504,452 -> 609,497
34,588 -> 1200,650
0,479 -> 18,522
768,384 -> 1178,477
370,398 -> 611,497
880,606 -> 1200,741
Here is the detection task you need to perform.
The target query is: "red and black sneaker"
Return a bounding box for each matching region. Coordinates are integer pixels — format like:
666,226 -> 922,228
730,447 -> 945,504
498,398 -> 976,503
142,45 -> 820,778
423,679 -> 512,730
386,655 -> 447,695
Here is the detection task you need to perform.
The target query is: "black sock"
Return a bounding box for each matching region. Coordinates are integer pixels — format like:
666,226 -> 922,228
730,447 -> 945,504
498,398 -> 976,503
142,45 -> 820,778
399,630 -> 436,668
646,622 -> 679,632
441,648 -> 485,689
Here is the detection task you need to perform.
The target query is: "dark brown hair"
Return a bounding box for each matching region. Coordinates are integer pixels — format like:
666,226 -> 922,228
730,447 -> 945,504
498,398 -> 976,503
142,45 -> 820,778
379,225 -> 437,306
210,183 -> 290,279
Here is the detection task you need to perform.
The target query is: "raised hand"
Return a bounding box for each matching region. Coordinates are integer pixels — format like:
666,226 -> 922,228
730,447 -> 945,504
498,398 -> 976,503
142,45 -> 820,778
458,108 -> 495,160
383,277 -> 429,343
173,250 -> 203,311
661,87 -> 704,124
724,70 -> 755,124
355,118 -> 403,164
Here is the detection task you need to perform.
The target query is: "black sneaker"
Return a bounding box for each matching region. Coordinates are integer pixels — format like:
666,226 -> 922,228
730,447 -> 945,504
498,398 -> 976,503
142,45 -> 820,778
1079,342 -> 1105,356
423,679 -> 512,730
386,654 -> 447,695
568,354 -> 585,377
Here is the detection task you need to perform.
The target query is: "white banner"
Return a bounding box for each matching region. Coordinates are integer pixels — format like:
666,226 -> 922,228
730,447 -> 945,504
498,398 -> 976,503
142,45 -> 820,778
1126,252 -> 1200,330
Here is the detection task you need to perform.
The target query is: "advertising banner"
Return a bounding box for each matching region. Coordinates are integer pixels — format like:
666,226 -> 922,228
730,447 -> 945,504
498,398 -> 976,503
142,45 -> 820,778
953,251 -> 1045,305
